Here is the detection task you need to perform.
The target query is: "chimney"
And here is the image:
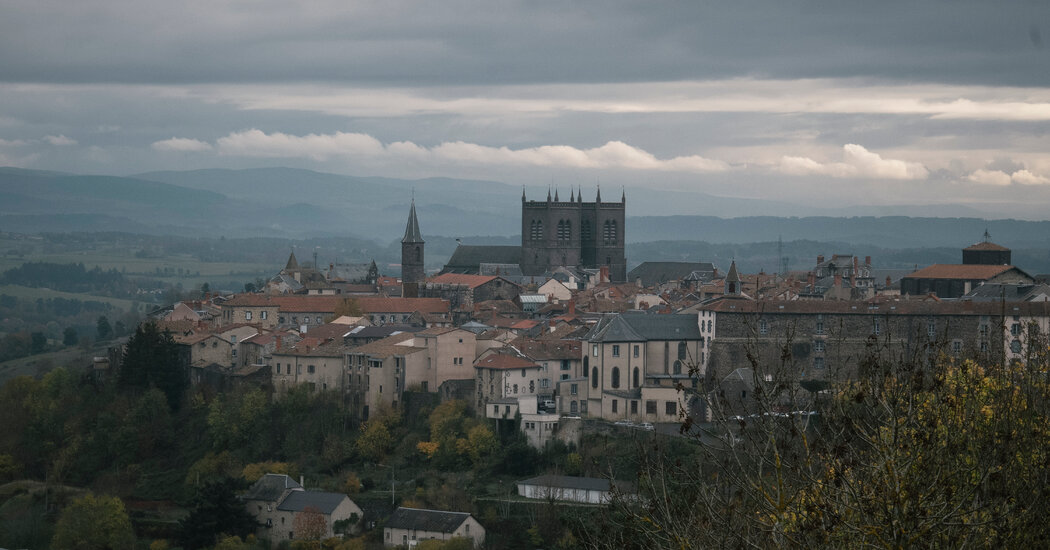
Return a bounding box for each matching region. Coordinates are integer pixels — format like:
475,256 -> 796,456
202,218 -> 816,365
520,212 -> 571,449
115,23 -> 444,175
568,299 -> 576,315
817,255 -> 825,264
276,336 -> 282,351
865,256 -> 872,266
808,272 -> 815,288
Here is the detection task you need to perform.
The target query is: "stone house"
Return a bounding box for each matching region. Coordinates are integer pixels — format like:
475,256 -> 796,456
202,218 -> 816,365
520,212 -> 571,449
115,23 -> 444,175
422,273 -> 522,311
345,334 -> 427,421
242,474 -> 362,544
400,327 -> 477,393
583,312 -> 704,423
383,507 -> 484,548
473,351 -> 544,414
271,338 -> 347,397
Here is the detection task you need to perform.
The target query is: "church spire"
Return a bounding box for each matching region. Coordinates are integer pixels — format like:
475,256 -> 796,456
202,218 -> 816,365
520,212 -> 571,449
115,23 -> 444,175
285,250 -> 299,271
621,186 -> 626,203
522,185 -> 526,202
554,188 -> 560,202
596,185 -> 601,203
726,260 -> 741,296
402,198 -> 423,244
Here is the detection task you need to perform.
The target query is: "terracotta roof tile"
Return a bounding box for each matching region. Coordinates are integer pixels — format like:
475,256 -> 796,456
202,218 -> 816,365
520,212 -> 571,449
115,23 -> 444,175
964,241 -> 1010,251
475,353 -> 540,370
905,264 -> 1013,280
428,273 -> 498,289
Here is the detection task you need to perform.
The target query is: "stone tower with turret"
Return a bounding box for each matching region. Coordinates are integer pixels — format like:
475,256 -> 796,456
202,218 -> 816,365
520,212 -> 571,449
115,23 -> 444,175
520,187 -> 626,282
401,199 -> 425,297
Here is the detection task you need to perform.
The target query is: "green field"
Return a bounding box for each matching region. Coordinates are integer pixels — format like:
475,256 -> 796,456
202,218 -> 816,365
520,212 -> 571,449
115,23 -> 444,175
0,346 -> 96,385
0,284 -> 140,311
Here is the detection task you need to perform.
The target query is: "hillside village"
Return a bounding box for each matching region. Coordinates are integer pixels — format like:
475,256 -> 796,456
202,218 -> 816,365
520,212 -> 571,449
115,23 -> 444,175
85,194 -> 1050,547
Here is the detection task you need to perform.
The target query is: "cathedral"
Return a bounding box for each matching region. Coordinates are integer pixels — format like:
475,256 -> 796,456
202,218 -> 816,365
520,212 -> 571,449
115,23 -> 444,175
411,187 -> 628,284
519,187 -> 626,282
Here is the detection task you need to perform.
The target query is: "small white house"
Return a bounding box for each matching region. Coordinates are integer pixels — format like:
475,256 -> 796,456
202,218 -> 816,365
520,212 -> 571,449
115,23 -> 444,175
516,475 -> 636,505
383,507 -> 484,548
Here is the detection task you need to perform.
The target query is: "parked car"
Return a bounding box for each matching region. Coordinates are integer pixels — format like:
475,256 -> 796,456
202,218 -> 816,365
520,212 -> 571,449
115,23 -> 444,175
638,422 -> 655,431
541,399 -> 556,410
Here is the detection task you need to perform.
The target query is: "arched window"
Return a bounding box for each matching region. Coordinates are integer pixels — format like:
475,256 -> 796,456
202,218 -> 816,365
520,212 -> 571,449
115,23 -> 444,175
529,380 -> 535,393
557,219 -> 571,241
633,367 -> 639,388
591,367 -> 598,388
673,360 -> 682,375
583,356 -> 589,376
603,220 -> 617,243
530,220 -> 544,240
611,367 -> 620,389
678,342 -> 687,360
513,384 -> 518,394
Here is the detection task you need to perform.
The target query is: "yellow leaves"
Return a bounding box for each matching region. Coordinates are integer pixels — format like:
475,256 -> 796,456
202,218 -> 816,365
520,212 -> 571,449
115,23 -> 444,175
417,441 -> 439,459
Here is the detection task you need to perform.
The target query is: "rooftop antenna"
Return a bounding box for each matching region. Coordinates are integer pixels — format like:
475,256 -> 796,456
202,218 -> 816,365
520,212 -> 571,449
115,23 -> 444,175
983,228 -> 991,242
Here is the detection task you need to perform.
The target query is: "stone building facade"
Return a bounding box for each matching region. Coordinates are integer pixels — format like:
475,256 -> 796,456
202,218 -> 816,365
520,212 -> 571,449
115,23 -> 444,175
520,188 -> 626,282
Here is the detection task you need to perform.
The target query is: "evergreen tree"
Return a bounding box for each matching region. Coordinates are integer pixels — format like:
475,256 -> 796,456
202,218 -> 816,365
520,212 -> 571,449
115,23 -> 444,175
177,478 -> 257,550
96,315 -> 113,341
119,322 -> 187,409
62,326 -> 78,346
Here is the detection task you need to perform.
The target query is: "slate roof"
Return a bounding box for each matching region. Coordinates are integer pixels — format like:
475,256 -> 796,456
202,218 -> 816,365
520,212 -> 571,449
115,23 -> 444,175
242,474 -> 302,502
628,262 -> 716,287
517,474 -> 636,494
277,490 -> 348,515
403,200 -> 424,244
347,333 -> 425,358
512,338 -> 582,360
385,507 -> 470,533
441,245 -> 522,274
344,325 -> 419,341
587,312 -> 701,342
699,297 -> 1050,316
961,283 -> 1050,302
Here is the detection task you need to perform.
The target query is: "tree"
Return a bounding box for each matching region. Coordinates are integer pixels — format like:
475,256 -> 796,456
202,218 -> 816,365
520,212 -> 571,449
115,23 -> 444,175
293,505 -> 328,542
62,326 -> 78,346
177,478 -> 257,550
329,297 -> 363,320
29,331 -> 46,354
51,493 -> 136,550
594,346 -> 1050,549
119,321 -> 187,409
355,420 -> 392,463
96,315 -> 113,341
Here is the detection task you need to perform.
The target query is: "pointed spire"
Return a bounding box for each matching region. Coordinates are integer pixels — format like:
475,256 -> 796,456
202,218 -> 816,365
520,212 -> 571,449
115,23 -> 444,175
621,186 -> 626,203
726,260 -> 741,296
402,198 -> 423,243
522,185 -> 526,202
285,250 -> 299,271
554,188 -> 560,202
596,185 -> 602,203
547,186 -> 552,202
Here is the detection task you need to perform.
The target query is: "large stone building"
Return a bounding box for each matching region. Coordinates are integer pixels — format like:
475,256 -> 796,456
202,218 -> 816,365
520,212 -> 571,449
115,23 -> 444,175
521,187 -> 626,282
440,187 -> 628,282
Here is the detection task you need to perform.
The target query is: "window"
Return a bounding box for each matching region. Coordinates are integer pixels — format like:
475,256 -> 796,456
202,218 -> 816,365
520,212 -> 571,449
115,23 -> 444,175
261,311 -> 268,320
570,383 -> 578,395
633,367 -> 640,387
612,400 -> 618,413
316,316 -> 322,324
980,324 -> 989,337
561,374 -> 569,380
612,344 -> 620,357
307,365 -> 315,374
529,381 -> 535,393
815,315 -> 824,334
814,340 -> 825,353
513,384 -> 518,394
633,345 -> 640,358
557,219 -> 571,241
927,321 -> 936,337
541,378 -> 550,388
981,341 -> 989,352
602,220 -> 617,243
530,220 -> 544,241
592,344 -> 599,357
1011,340 -> 1022,353
814,357 -> 825,369
665,401 -> 676,416
561,360 -> 570,370
591,367 -> 598,388
611,367 -> 620,389
759,320 -> 768,335
631,400 -> 638,414
245,311 -> 252,321
952,340 -> 962,353
873,320 -> 881,336
570,401 -> 578,413
677,342 -> 687,360
521,368 -> 527,377
1011,323 -> 1021,336
231,348 -> 237,358
673,360 -> 682,375
646,400 -> 657,414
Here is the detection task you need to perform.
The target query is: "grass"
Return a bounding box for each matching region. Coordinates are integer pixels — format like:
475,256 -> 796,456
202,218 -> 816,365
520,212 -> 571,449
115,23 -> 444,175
0,346 -> 96,385
0,284 -> 139,311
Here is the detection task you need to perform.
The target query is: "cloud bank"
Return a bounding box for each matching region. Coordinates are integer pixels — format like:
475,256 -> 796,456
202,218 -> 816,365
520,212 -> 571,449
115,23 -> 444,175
152,137 -> 213,152
214,129 -> 732,173
777,144 -> 929,180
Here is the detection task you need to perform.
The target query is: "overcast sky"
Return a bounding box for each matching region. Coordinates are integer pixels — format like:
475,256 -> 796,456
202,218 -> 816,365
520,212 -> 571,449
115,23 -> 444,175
2,1 -> 1050,215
